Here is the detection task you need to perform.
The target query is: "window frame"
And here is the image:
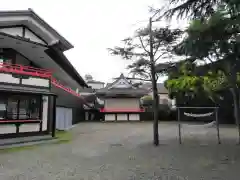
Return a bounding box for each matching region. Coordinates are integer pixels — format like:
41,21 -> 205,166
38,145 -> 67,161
0,48 -> 16,64
0,92 -> 42,122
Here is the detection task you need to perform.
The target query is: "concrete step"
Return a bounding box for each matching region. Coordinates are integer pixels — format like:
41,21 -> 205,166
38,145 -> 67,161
0,135 -> 57,148
0,138 -> 59,150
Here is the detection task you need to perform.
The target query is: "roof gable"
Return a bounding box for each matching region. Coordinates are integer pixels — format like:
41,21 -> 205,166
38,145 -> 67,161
0,26 -> 47,46
0,9 -> 73,51
96,74 -> 148,97
108,74 -> 135,89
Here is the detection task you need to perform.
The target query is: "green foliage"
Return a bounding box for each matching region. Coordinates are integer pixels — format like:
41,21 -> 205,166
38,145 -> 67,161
54,130 -> 72,144
202,71 -> 227,91
166,66 -> 240,103
141,95 -> 154,106
154,0 -> 240,125
162,0 -> 240,20
0,131 -> 72,154
165,60 -> 228,102
165,1 -> 240,100
166,76 -> 201,93
141,95 -> 153,101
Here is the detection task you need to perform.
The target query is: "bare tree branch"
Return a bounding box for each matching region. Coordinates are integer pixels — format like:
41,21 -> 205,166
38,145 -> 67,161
108,27 -> 182,84
127,77 -> 152,81
154,52 -> 168,62
153,41 -> 161,56
206,56 -> 214,63
139,36 -> 150,54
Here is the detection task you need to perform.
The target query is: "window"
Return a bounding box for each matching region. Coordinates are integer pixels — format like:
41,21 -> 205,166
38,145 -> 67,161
0,48 -> 35,66
0,97 -> 7,119
0,48 -> 15,64
0,94 -> 41,121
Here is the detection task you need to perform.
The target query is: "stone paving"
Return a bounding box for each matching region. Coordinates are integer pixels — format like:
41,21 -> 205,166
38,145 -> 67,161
0,122 -> 240,180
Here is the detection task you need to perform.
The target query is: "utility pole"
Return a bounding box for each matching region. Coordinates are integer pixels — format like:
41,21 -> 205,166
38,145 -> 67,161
149,17 -> 159,146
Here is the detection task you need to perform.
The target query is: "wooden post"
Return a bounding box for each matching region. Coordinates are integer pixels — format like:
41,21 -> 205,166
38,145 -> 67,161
51,95 -> 56,138
215,108 -> 221,144
177,107 -> 182,144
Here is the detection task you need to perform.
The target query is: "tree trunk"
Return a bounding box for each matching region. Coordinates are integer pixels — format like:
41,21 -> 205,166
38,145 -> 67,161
152,76 -> 159,146
149,17 -> 159,146
231,88 -> 238,123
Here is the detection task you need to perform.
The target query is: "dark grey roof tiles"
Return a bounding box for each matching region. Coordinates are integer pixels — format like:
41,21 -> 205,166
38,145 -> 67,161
96,74 -> 148,97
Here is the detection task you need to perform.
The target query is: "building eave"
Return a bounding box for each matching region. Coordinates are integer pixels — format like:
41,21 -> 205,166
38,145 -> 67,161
87,81 -> 105,84
28,8 -> 73,51
45,45 -> 88,88
0,9 -> 73,51
0,84 -> 56,96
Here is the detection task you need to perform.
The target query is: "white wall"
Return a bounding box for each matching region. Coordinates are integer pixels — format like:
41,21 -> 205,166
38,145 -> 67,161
22,77 -> 49,87
0,73 -> 50,88
129,114 -> 140,121
171,98 -> 176,108
19,124 -> 39,132
25,29 -> 46,45
42,96 -> 48,131
117,114 -> 128,121
56,107 -> 73,130
0,73 -> 20,84
0,125 -> 16,134
88,82 -> 104,90
148,92 -> 173,105
0,27 -> 23,37
105,114 -> 115,121
105,98 -> 140,109
104,98 -> 141,121
158,94 -> 170,104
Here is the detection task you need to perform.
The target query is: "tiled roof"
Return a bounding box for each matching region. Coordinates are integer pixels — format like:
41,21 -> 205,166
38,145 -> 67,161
96,74 -> 148,97
87,80 -> 105,84
96,87 -> 148,96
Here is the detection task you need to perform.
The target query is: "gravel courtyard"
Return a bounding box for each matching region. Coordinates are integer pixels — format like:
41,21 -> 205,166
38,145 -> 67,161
1,122 -> 240,180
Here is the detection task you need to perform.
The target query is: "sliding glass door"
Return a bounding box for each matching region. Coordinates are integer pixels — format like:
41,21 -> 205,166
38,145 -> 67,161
0,93 -> 42,121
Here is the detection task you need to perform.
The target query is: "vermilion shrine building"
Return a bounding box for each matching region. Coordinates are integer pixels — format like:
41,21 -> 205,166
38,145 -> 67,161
97,74 -> 147,121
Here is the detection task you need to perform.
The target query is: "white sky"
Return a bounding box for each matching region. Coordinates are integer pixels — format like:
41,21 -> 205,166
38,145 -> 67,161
1,0 -> 184,83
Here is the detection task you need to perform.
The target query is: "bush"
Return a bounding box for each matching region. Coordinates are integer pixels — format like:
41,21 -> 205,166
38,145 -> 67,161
140,104 -> 173,121
169,108 -> 177,120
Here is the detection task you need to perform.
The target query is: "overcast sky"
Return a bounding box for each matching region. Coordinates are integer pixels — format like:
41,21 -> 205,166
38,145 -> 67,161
1,0 -> 183,83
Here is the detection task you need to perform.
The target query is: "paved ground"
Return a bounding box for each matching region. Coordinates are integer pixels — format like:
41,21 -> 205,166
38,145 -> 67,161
0,122 -> 240,180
